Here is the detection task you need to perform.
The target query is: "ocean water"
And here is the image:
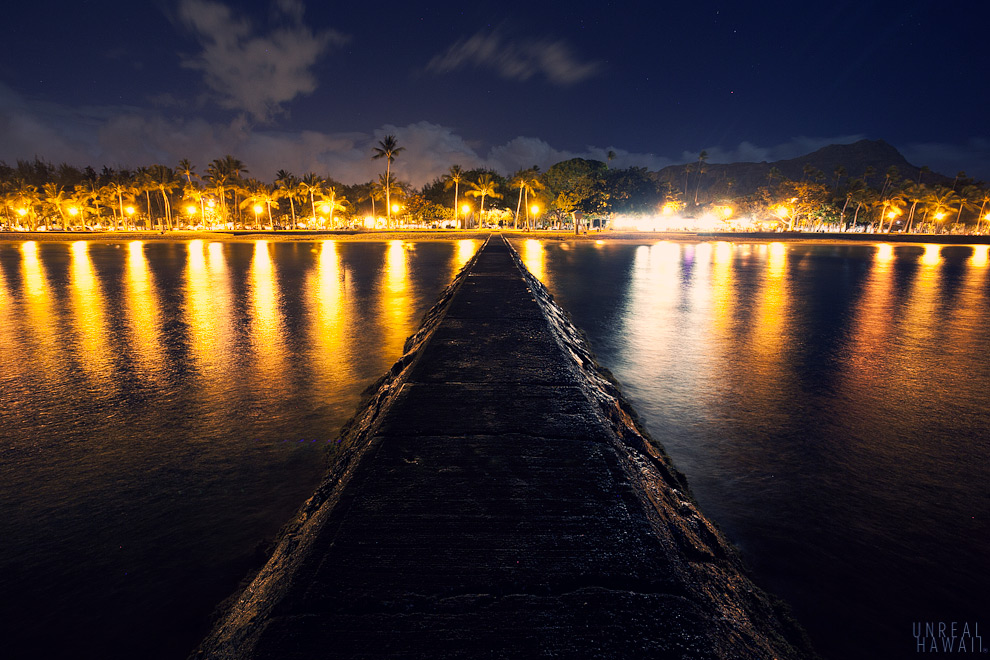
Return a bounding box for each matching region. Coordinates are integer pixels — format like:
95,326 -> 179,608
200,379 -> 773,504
0,239 -> 479,659
514,238 -> 990,659
2,236 -> 987,659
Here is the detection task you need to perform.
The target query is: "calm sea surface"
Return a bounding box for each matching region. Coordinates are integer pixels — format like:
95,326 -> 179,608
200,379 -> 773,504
0,239 -> 479,659
514,238 -> 990,659
1,238 -> 988,659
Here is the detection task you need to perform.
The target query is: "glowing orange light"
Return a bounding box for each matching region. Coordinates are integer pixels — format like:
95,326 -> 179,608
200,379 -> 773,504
68,207 -> 79,217
125,206 -> 135,216
186,205 -> 197,215
462,204 -> 471,214
530,205 -> 539,216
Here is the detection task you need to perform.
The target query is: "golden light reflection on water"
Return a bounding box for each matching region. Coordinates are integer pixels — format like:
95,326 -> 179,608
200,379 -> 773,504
454,239 -> 479,275
380,240 -> 411,359
843,244 -> 898,386
0,253 -> 26,383
709,241 -> 736,340
185,240 -> 235,392
920,243 -> 942,266
69,241 -> 114,384
520,239 -> 546,283
307,241 -> 355,386
747,243 -> 791,400
969,245 -> 989,267
876,243 -> 894,263
619,242 -> 683,376
249,241 -> 289,387
124,242 -> 165,378
18,242 -> 63,379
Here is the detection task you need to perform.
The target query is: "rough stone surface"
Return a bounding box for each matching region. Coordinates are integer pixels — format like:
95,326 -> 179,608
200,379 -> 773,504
193,236 -> 817,659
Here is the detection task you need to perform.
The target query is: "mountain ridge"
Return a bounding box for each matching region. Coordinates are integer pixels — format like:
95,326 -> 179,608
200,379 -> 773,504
654,139 -> 951,201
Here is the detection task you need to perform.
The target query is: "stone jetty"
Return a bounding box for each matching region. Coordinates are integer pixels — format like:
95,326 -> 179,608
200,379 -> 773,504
194,236 -> 815,659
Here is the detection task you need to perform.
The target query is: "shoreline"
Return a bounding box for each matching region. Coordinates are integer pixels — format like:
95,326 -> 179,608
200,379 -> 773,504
2,228 -> 990,245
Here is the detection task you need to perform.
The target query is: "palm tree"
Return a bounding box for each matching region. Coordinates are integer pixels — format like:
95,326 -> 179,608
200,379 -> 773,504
177,159 -> 198,186
274,170 -> 300,227
107,172 -> 134,230
441,165 -> 465,228
840,178 -> 866,229
922,186 -> 959,233
75,179 -> 104,228
223,155 -> 248,224
832,165 -> 847,192
521,169 -> 544,229
42,183 -> 70,229
299,173 -> 325,225
241,181 -> 279,229
879,166 -> 900,199
973,188 -> 990,233
135,167 -> 156,229
182,184 -> 210,228
11,181 -> 41,230
606,150 -> 617,169
901,182 -> 928,233
509,170 -> 528,228
375,173 -> 407,228
319,188 -> 347,229
148,165 -> 178,230
372,135 -> 404,224
206,159 -> 229,216
466,173 -> 502,228
694,150 -> 708,204
767,166 -> 782,188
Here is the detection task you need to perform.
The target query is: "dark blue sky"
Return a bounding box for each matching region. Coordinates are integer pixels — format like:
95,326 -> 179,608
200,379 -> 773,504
1,0 -> 988,185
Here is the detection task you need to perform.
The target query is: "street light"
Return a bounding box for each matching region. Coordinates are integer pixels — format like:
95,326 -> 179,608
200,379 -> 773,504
253,204 -> 263,229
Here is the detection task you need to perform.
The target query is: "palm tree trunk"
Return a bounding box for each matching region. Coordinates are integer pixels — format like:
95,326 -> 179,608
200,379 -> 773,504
524,188 -> 530,229
385,163 -> 391,225
515,186 -> 523,228
453,182 -> 459,229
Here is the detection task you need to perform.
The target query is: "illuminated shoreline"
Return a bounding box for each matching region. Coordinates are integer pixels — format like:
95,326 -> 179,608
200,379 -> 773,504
3,228 -> 990,245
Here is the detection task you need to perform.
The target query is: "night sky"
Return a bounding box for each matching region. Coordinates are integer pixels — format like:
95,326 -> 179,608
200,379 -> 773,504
2,0 -> 988,186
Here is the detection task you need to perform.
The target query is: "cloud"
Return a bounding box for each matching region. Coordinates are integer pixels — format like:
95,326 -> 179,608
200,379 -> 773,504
177,0 -> 346,121
3,85 -> 988,188
426,30 -> 603,85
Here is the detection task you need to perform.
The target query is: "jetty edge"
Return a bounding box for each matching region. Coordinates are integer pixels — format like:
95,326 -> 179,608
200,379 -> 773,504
191,235 -> 817,659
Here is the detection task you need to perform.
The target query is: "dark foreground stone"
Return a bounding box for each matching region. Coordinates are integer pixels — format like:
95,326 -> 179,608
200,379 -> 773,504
193,236 -> 817,659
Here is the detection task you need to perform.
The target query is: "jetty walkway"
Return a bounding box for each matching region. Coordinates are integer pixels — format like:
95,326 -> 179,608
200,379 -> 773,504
196,236 -> 813,659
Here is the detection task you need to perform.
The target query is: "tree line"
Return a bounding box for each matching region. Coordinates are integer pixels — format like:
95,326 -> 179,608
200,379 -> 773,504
2,137 -> 987,233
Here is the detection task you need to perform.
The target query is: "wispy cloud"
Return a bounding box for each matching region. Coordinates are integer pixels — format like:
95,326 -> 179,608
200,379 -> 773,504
426,30 -> 603,85
3,85 -> 988,187
177,0 -> 347,121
